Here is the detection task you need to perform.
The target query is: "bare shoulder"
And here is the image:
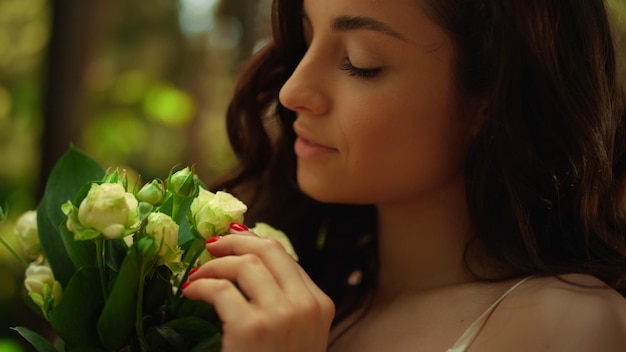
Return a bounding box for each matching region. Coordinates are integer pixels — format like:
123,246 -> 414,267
473,274 -> 626,352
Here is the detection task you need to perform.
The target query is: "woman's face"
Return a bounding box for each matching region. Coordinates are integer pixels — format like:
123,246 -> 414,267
279,0 -> 483,206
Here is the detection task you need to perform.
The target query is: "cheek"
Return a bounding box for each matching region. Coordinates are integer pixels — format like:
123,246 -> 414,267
295,66 -> 476,204
344,100 -> 471,199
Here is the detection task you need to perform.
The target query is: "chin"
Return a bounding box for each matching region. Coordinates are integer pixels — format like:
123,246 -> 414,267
299,184 -> 338,203
297,180 -> 369,205
297,180 -> 341,204
296,169 -> 371,205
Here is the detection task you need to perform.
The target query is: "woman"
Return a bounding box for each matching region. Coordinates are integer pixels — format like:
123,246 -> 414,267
183,0 -> 626,350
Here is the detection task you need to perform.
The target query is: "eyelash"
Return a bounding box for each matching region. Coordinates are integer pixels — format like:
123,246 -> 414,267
340,59 -> 382,80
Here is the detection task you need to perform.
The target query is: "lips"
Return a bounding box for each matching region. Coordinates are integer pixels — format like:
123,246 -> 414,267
293,123 -> 337,158
294,137 -> 337,158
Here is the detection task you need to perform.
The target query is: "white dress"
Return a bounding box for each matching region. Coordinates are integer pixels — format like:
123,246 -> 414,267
447,276 -> 535,352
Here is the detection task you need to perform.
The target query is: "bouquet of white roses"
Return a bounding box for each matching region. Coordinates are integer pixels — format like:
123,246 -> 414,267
0,147 -> 296,351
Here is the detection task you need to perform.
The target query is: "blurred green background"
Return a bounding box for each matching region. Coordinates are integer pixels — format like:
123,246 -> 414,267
0,0 -> 623,350
0,0 -> 271,350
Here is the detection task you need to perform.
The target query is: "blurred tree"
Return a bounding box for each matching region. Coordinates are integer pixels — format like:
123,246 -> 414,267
0,0 -> 49,214
218,0 -> 267,62
39,0 -> 111,198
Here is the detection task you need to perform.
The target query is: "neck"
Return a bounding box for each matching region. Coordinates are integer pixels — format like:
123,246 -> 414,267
374,176 -> 475,300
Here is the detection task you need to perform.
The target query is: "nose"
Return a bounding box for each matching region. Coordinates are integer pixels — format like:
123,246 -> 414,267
278,52 -> 330,116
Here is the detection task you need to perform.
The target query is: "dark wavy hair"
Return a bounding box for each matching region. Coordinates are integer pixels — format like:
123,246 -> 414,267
210,0 -> 626,323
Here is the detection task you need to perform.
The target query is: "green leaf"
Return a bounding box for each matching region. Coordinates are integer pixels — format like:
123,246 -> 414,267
48,266 -> 105,351
146,325 -> 186,351
146,317 -> 221,352
138,202 -> 155,221
11,326 -> 58,352
58,223 -> 98,264
190,334 -> 222,352
179,238 -> 201,265
159,192 -> 196,245
37,147 -> 105,286
97,247 -> 141,351
105,239 -> 127,273
144,266 -> 172,313
173,297 -> 220,323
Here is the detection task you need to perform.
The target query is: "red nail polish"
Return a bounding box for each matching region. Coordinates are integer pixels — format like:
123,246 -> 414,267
182,281 -> 191,290
230,222 -> 249,232
189,267 -> 199,276
206,236 -> 221,244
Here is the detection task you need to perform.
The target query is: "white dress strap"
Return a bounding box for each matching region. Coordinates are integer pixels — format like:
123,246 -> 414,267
447,275 -> 535,352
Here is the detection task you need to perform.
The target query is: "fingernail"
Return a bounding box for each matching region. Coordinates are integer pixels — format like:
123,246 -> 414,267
182,281 -> 191,290
189,267 -> 200,276
230,222 -> 249,232
206,236 -> 221,244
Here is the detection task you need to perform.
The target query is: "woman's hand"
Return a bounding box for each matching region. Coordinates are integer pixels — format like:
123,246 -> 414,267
182,223 -> 335,352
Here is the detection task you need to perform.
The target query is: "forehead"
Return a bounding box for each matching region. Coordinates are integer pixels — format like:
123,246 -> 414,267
302,0 -> 421,21
301,0 -> 446,47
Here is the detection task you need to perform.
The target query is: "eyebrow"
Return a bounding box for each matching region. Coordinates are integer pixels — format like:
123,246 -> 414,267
302,11 -> 409,43
331,16 -> 408,42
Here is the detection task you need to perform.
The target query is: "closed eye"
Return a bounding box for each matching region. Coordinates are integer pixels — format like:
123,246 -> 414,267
340,59 -> 382,80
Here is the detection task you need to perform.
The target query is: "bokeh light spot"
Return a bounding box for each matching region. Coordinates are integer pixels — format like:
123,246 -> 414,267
0,339 -> 23,352
83,110 -> 148,160
143,83 -> 194,126
208,16 -> 243,50
111,70 -> 153,105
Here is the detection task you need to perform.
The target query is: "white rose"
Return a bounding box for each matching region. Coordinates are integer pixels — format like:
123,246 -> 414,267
190,189 -> 247,238
24,263 -> 54,296
145,212 -> 179,258
24,263 -> 63,310
250,222 -> 299,261
77,183 -> 140,239
15,210 -> 41,259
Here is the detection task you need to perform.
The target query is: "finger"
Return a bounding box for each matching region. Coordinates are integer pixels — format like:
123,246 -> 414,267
229,222 -> 256,236
207,234 -> 332,314
182,278 -> 253,323
292,263 -> 336,316
190,254 -> 283,306
207,235 -> 304,291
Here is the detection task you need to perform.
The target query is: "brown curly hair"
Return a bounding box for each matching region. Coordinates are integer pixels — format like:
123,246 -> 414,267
210,0 -> 626,324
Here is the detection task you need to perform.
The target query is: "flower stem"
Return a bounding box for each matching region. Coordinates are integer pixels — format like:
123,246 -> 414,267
0,236 -> 28,268
95,238 -> 108,300
136,262 -> 149,352
172,239 -> 205,305
171,196 -> 181,222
